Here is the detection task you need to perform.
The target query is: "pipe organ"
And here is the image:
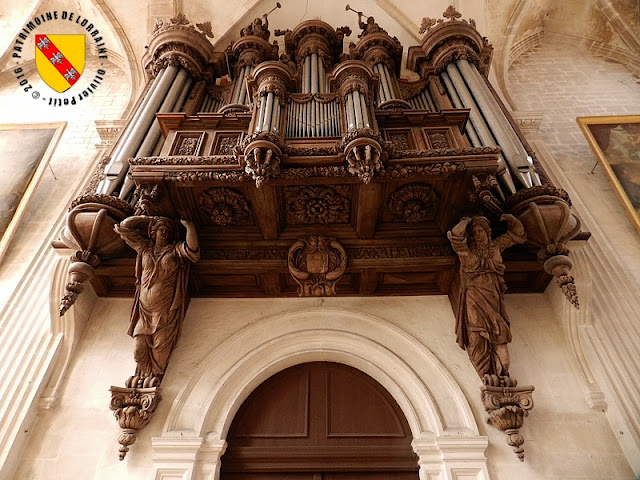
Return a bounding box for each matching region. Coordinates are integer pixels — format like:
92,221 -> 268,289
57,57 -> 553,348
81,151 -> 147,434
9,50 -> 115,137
61,8 -> 583,305
56,8 -> 586,463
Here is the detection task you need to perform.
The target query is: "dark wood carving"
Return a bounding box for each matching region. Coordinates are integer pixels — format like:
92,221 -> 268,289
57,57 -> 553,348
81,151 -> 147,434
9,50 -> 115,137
288,236 -> 347,296
285,185 -> 350,224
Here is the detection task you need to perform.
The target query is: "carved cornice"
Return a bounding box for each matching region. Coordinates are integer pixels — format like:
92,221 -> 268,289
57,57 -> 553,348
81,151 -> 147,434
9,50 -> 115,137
131,155 -> 239,166
389,146 -> 499,159
328,60 -> 376,97
351,21 -> 403,75
276,20 -> 351,67
204,244 -> 453,261
143,14 -> 215,78
407,6 -> 493,78
249,61 -> 296,102
69,194 -> 135,214
380,162 -> 465,178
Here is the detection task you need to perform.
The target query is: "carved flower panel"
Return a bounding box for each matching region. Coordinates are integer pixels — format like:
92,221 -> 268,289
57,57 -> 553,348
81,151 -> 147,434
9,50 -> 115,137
169,132 -> 206,156
387,183 -> 439,223
424,129 -> 451,149
385,129 -> 414,151
212,133 -> 242,155
285,185 -> 350,225
199,187 -> 252,226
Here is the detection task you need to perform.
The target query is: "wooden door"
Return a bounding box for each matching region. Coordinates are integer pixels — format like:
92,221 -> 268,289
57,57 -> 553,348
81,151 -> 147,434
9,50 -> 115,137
220,362 -> 419,479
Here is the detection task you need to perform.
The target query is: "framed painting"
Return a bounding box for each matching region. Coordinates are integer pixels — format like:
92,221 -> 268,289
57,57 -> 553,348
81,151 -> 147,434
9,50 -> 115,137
577,115 -> 640,235
0,123 -> 66,262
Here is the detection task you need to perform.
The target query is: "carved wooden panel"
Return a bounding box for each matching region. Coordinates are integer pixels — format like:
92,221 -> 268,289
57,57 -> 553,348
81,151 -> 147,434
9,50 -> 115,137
285,185 -> 351,225
384,129 -> 416,151
169,131 -> 206,156
221,362 -> 418,478
423,128 -> 453,149
211,132 -> 243,155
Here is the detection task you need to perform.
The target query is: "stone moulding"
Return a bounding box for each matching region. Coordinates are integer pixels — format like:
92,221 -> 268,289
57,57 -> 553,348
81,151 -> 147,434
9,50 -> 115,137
480,375 -> 534,461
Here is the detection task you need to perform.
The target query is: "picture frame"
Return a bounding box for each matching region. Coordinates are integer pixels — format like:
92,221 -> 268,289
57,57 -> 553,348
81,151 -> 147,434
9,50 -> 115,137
0,122 -> 66,262
577,115 -> 640,235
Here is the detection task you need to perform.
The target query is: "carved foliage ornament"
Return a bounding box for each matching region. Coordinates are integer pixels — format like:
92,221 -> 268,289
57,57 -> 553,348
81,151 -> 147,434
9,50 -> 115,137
109,379 -> 161,461
286,185 -> 350,224
388,183 -> 438,223
481,375 -> 534,462
288,236 -> 347,296
199,187 -> 251,226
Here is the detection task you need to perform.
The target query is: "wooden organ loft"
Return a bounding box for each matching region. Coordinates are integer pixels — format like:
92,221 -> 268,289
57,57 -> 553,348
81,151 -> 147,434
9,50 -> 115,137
55,7 -> 585,307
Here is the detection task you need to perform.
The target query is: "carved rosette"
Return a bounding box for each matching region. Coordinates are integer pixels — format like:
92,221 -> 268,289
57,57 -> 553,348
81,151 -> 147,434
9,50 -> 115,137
343,135 -> 383,184
109,382 -> 161,460
481,375 -> 534,461
288,236 -> 347,296
143,14 -> 215,78
407,6 -> 493,77
199,187 -> 251,226
388,183 -> 438,223
286,185 -> 350,224
506,186 -> 581,308
57,195 -> 134,316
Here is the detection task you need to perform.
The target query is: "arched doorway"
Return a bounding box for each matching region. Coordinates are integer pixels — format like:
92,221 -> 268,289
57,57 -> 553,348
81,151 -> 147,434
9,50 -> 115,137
220,362 -> 419,479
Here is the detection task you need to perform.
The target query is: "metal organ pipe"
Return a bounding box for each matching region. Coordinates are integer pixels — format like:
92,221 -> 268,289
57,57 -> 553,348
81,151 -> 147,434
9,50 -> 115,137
97,66 -> 177,195
441,71 -> 482,148
456,59 -> 540,187
443,65 -> 517,194
262,92 -> 275,132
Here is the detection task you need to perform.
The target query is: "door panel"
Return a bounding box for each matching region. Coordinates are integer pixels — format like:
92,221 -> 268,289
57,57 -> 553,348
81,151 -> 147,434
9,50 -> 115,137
221,362 -> 418,479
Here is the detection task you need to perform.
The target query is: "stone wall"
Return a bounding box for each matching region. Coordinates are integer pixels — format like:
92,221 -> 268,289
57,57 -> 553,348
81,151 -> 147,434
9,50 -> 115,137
10,295 -> 633,479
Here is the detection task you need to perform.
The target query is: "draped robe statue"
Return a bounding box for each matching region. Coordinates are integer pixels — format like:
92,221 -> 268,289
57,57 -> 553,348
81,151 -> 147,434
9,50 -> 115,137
448,214 -> 526,379
114,216 -> 199,379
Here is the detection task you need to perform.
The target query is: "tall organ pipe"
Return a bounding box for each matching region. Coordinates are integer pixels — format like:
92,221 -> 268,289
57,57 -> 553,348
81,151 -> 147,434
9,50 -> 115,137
98,65 -> 179,196
443,65 -> 517,194
456,59 -> 540,187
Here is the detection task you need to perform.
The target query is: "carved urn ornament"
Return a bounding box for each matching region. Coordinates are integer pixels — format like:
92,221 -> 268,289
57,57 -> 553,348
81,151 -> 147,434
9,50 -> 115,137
58,195 -> 133,316
506,186 -> 581,308
288,236 -> 347,296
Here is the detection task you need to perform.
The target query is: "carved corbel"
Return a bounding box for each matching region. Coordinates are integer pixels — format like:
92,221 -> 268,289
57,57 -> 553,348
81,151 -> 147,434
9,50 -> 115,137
109,375 -> 161,460
507,186 -> 581,308
288,236 -> 347,296
481,375 -> 534,461
343,134 -> 383,184
243,140 -> 281,187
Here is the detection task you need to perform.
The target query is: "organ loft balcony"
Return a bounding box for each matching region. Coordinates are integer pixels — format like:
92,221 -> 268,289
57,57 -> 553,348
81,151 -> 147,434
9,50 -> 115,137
54,10 -> 588,302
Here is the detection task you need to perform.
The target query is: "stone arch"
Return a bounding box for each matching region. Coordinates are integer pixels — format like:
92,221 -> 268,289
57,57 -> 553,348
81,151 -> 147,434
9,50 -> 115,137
153,307 -> 490,480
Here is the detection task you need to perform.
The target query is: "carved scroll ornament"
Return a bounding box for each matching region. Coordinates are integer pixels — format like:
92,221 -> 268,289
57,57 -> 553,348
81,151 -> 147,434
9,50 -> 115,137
288,236 -> 347,296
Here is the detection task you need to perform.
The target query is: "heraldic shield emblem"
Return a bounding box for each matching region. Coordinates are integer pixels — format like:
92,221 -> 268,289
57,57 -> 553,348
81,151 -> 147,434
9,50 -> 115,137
35,34 -> 85,93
